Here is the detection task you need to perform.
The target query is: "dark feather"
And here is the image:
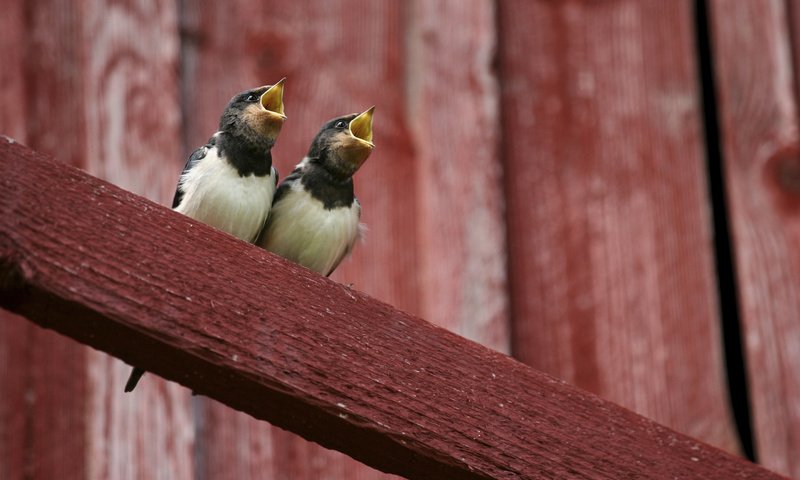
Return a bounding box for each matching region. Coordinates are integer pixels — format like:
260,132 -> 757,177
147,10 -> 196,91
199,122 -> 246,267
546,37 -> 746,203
270,166 -> 302,205
172,139 -> 213,208
298,161 -> 355,210
216,130 -> 274,177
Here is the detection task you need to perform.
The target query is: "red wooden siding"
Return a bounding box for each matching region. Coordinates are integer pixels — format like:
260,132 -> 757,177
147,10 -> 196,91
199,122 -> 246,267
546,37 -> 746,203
0,1 -> 196,479
406,0 -> 508,351
82,3 -> 195,479
1,2 -> 90,479
499,0 -> 739,452
1,0 -> 800,478
0,2 -> 29,478
0,0 -> 26,143
709,0 -> 800,477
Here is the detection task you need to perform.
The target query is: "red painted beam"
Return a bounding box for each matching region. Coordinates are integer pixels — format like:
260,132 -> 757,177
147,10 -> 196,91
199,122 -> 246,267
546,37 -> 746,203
0,139 -> 786,479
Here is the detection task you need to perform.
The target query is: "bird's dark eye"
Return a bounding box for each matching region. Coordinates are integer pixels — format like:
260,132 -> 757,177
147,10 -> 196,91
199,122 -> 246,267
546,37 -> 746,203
335,121 -> 347,128
246,94 -> 258,102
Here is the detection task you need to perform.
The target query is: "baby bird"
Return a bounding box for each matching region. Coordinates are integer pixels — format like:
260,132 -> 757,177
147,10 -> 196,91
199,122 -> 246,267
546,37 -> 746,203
172,79 -> 286,241
124,80 -> 287,392
256,107 -> 374,276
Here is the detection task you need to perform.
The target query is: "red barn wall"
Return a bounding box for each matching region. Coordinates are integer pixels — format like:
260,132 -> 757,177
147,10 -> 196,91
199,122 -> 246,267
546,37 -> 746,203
499,0 -> 738,452
1,0 -> 798,478
710,0 -> 800,474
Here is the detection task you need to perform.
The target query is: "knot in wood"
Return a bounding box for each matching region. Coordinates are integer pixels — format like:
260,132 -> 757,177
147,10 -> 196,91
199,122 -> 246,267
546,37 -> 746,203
775,154 -> 800,195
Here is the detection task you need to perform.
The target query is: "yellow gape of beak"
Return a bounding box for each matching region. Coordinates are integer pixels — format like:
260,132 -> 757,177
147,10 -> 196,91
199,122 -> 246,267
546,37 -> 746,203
260,78 -> 286,118
349,106 -> 374,147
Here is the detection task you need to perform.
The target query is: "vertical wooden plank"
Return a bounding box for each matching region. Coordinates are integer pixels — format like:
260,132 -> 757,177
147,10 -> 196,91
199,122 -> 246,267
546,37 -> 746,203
79,1 -> 195,479
0,0 -> 27,143
182,1 -> 412,478
82,0 -> 184,202
709,0 -> 800,476
23,0 -> 88,168
407,0 -> 509,352
0,2 -> 30,478
0,313 -> 28,480
499,0 -> 740,452
195,401 -> 277,480
1,1 -> 194,479
0,2 -> 90,478
26,327 -> 89,480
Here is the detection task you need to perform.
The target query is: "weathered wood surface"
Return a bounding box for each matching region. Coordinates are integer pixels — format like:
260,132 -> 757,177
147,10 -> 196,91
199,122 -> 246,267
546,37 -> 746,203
0,3 -> 32,479
0,0 -> 26,143
407,0 -> 508,352
498,0 -> 740,453
709,0 -> 800,476
82,2 -> 195,479
1,141 -> 789,480
0,3 -> 90,479
0,1 -> 195,479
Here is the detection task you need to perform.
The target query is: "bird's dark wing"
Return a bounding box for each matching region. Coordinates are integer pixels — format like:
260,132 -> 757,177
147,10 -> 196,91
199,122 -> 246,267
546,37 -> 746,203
269,167 -> 303,206
172,137 -> 216,208
326,198 -> 362,277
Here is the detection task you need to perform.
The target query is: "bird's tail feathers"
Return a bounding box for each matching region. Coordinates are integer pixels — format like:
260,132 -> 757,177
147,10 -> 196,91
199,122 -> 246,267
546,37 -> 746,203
124,367 -> 146,392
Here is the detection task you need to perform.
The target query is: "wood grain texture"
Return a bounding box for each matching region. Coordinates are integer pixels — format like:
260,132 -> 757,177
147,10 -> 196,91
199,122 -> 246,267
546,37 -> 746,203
78,2 -> 194,478
0,0 -> 26,143
195,399 -> 277,480
181,1 -> 415,477
22,0 -> 87,168
709,0 -> 800,476
0,313 -> 27,480
498,0 -> 740,452
0,2 -> 29,478
407,0 -> 509,352
1,141 -> 789,480
1,1 -> 194,479
82,0 -> 184,203
0,3 -> 90,478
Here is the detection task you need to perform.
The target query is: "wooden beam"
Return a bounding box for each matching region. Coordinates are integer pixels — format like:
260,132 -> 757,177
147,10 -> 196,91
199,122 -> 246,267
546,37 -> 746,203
0,139 -> 786,479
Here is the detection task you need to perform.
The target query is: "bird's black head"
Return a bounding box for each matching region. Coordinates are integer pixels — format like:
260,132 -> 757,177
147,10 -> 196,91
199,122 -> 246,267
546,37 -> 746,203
219,79 -> 287,147
307,107 -> 375,180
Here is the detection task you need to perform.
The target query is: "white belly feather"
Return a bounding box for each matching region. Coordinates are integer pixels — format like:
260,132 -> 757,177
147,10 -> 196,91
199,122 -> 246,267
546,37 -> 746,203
175,146 -> 276,243
259,181 -> 361,275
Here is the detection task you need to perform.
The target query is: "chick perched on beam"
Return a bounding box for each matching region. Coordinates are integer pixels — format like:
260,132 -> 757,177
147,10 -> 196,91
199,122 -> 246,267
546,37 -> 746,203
256,107 -> 375,276
124,80 -> 287,393
172,79 -> 286,241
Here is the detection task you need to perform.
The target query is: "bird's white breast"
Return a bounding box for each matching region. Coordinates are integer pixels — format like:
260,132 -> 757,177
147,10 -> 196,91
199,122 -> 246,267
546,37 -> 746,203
260,181 -> 361,275
175,146 -> 276,242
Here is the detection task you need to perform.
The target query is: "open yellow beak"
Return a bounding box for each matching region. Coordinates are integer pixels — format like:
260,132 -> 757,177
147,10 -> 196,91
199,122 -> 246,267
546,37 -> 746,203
349,106 -> 374,147
260,78 -> 286,119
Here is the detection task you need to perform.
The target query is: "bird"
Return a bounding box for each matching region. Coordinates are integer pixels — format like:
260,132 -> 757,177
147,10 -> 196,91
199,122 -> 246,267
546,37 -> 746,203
255,106 -> 375,277
124,79 -> 287,393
